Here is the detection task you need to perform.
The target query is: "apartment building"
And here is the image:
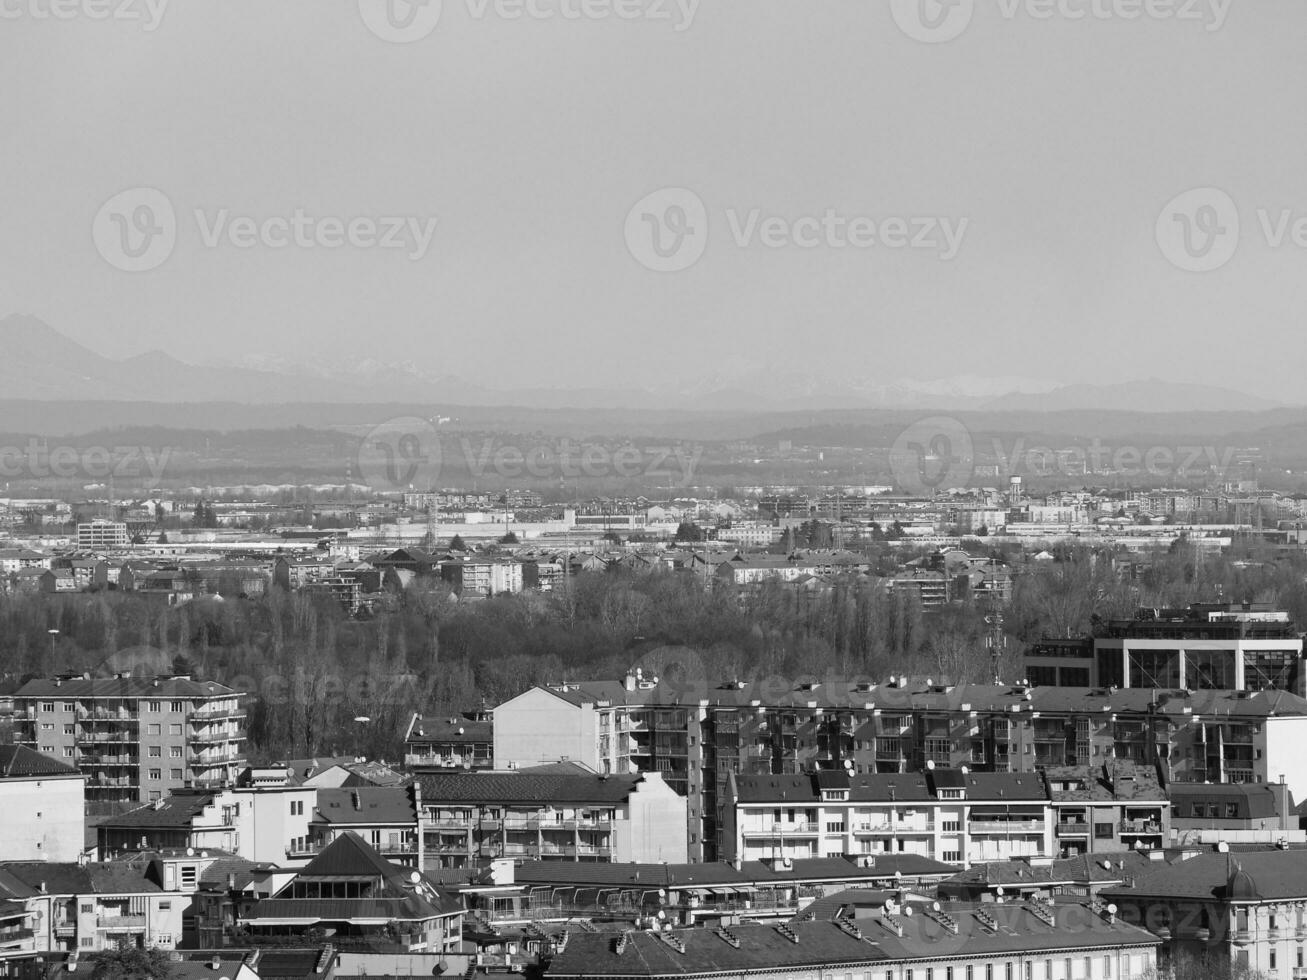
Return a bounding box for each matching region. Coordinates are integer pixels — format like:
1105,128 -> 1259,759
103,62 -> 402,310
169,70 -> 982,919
239,833 -> 463,953
495,673 -> 1307,862
1102,848 -> 1307,978
403,712 -> 494,770
76,519 -> 129,550
0,859 -> 183,958
16,673 -> 247,808
1043,763 -> 1168,859
545,901 -> 1161,980
724,768 -> 1053,869
439,557 -> 524,597
290,786 -> 420,866
0,744 -> 86,862
418,769 -> 687,869
1025,602 -> 1305,696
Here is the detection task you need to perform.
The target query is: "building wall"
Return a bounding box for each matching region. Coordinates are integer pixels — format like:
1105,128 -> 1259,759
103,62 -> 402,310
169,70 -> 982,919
493,689 -> 598,771
0,774 -> 85,862
613,772 -> 689,863
1261,717 -> 1307,807
231,786 -> 318,865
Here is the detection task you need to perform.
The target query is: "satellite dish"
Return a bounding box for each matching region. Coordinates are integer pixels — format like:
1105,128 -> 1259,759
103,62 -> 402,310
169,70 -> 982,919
903,906 -> 914,916
1107,904 -> 1118,915
932,901 -> 941,912
410,871 -> 422,884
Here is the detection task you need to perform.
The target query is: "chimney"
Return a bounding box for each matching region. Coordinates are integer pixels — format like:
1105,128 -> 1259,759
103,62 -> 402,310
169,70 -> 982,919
352,791 -> 361,811
1278,775 -> 1292,833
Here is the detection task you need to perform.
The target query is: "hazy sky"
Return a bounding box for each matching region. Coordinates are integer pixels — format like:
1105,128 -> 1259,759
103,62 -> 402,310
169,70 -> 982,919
2,0 -> 1304,392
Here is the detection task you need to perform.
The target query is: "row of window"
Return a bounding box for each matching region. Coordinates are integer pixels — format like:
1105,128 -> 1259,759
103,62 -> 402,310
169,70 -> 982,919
900,954 -> 1123,980
39,700 -> 188,712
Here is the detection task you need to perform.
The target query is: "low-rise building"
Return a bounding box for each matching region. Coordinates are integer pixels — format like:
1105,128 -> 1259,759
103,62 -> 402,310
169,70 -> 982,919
544,899 -> 1161,980
419,768 -> 688,869
0,744 -> 86,862
1044,763 -> 1168,858
725,768 -> 1055,869
403,712 -> 494,771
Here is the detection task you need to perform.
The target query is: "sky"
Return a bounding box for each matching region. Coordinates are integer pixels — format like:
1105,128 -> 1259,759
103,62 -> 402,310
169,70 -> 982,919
1,0 -> 1304,394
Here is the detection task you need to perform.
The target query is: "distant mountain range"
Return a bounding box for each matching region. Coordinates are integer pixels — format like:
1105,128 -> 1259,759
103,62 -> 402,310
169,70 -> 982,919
0,315 -> 1286,413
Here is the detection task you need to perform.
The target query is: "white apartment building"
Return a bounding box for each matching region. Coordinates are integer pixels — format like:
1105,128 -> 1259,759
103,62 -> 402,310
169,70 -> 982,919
724,767 -> 1054,869
76,520 -> 129,550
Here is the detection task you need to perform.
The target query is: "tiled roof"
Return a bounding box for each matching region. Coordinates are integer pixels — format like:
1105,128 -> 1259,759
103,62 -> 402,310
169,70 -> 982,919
100,792 -> 220,829
297,832 -> 400,879
512,855 -> 955,890
1102,849 -> 1307,903
313,787 -> 416,826
408,715 -> 493,745
734,771 -> 1048,804
520,679 -> 1307,717
0,744 -> 79,778
418,772 -> 644,805
15,675 -> 238,699
546,908 -> 1159,977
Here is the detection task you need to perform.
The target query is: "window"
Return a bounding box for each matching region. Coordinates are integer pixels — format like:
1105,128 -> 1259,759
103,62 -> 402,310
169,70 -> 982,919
171,769 -> 183,780
943,820 -> 960,833
159,901 -> 171,910
826,820 -> 846,834
967,968 -> 973,980
1297,947 -> 1304,970
40,745 -> 52,754
148,701 -> 161,712
62,702 -> 72,712
40,723 -> 52,731
169,724 -> 182,735
1094,823 -> 1114,840
80,904 -> 93,913
147,723 -> 161,735
63,748 -> 74,758
41,702 -> 54,713
148,746 -> 162,758
148,791 -> 161,802
170,746 -> 182,758
1270,951 -> 1277,971
987,966 -> 994,980
1104,956 -> 1112,978
149,768 -> 161,780
1225,803 -> 1239,819
180,865 -> 197,888
80,938 -> 95,948
943,850 -> 962,862
170,701 -> 183,712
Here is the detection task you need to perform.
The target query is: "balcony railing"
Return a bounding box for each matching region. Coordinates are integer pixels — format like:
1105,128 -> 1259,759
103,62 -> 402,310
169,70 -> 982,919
1119,821 -> 1164,835
1057,822 -> 1090,835
969,820 -> 1045,834
741,822 -> 820,837
97,915 -> 146,930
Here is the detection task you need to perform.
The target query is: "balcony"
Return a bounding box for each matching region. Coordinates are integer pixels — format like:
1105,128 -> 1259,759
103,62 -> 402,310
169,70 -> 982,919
969,820 -> 1045,834
427,819 -> 473,831
1119,821 -> 1163,835
741,822 -> 820,837
97,915 -> 146,930
852,823 -> 894,835
1057,822 -> 1090,836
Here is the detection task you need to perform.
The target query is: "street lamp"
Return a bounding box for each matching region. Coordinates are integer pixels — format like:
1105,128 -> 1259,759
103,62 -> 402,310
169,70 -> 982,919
352,715 -> 370,760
